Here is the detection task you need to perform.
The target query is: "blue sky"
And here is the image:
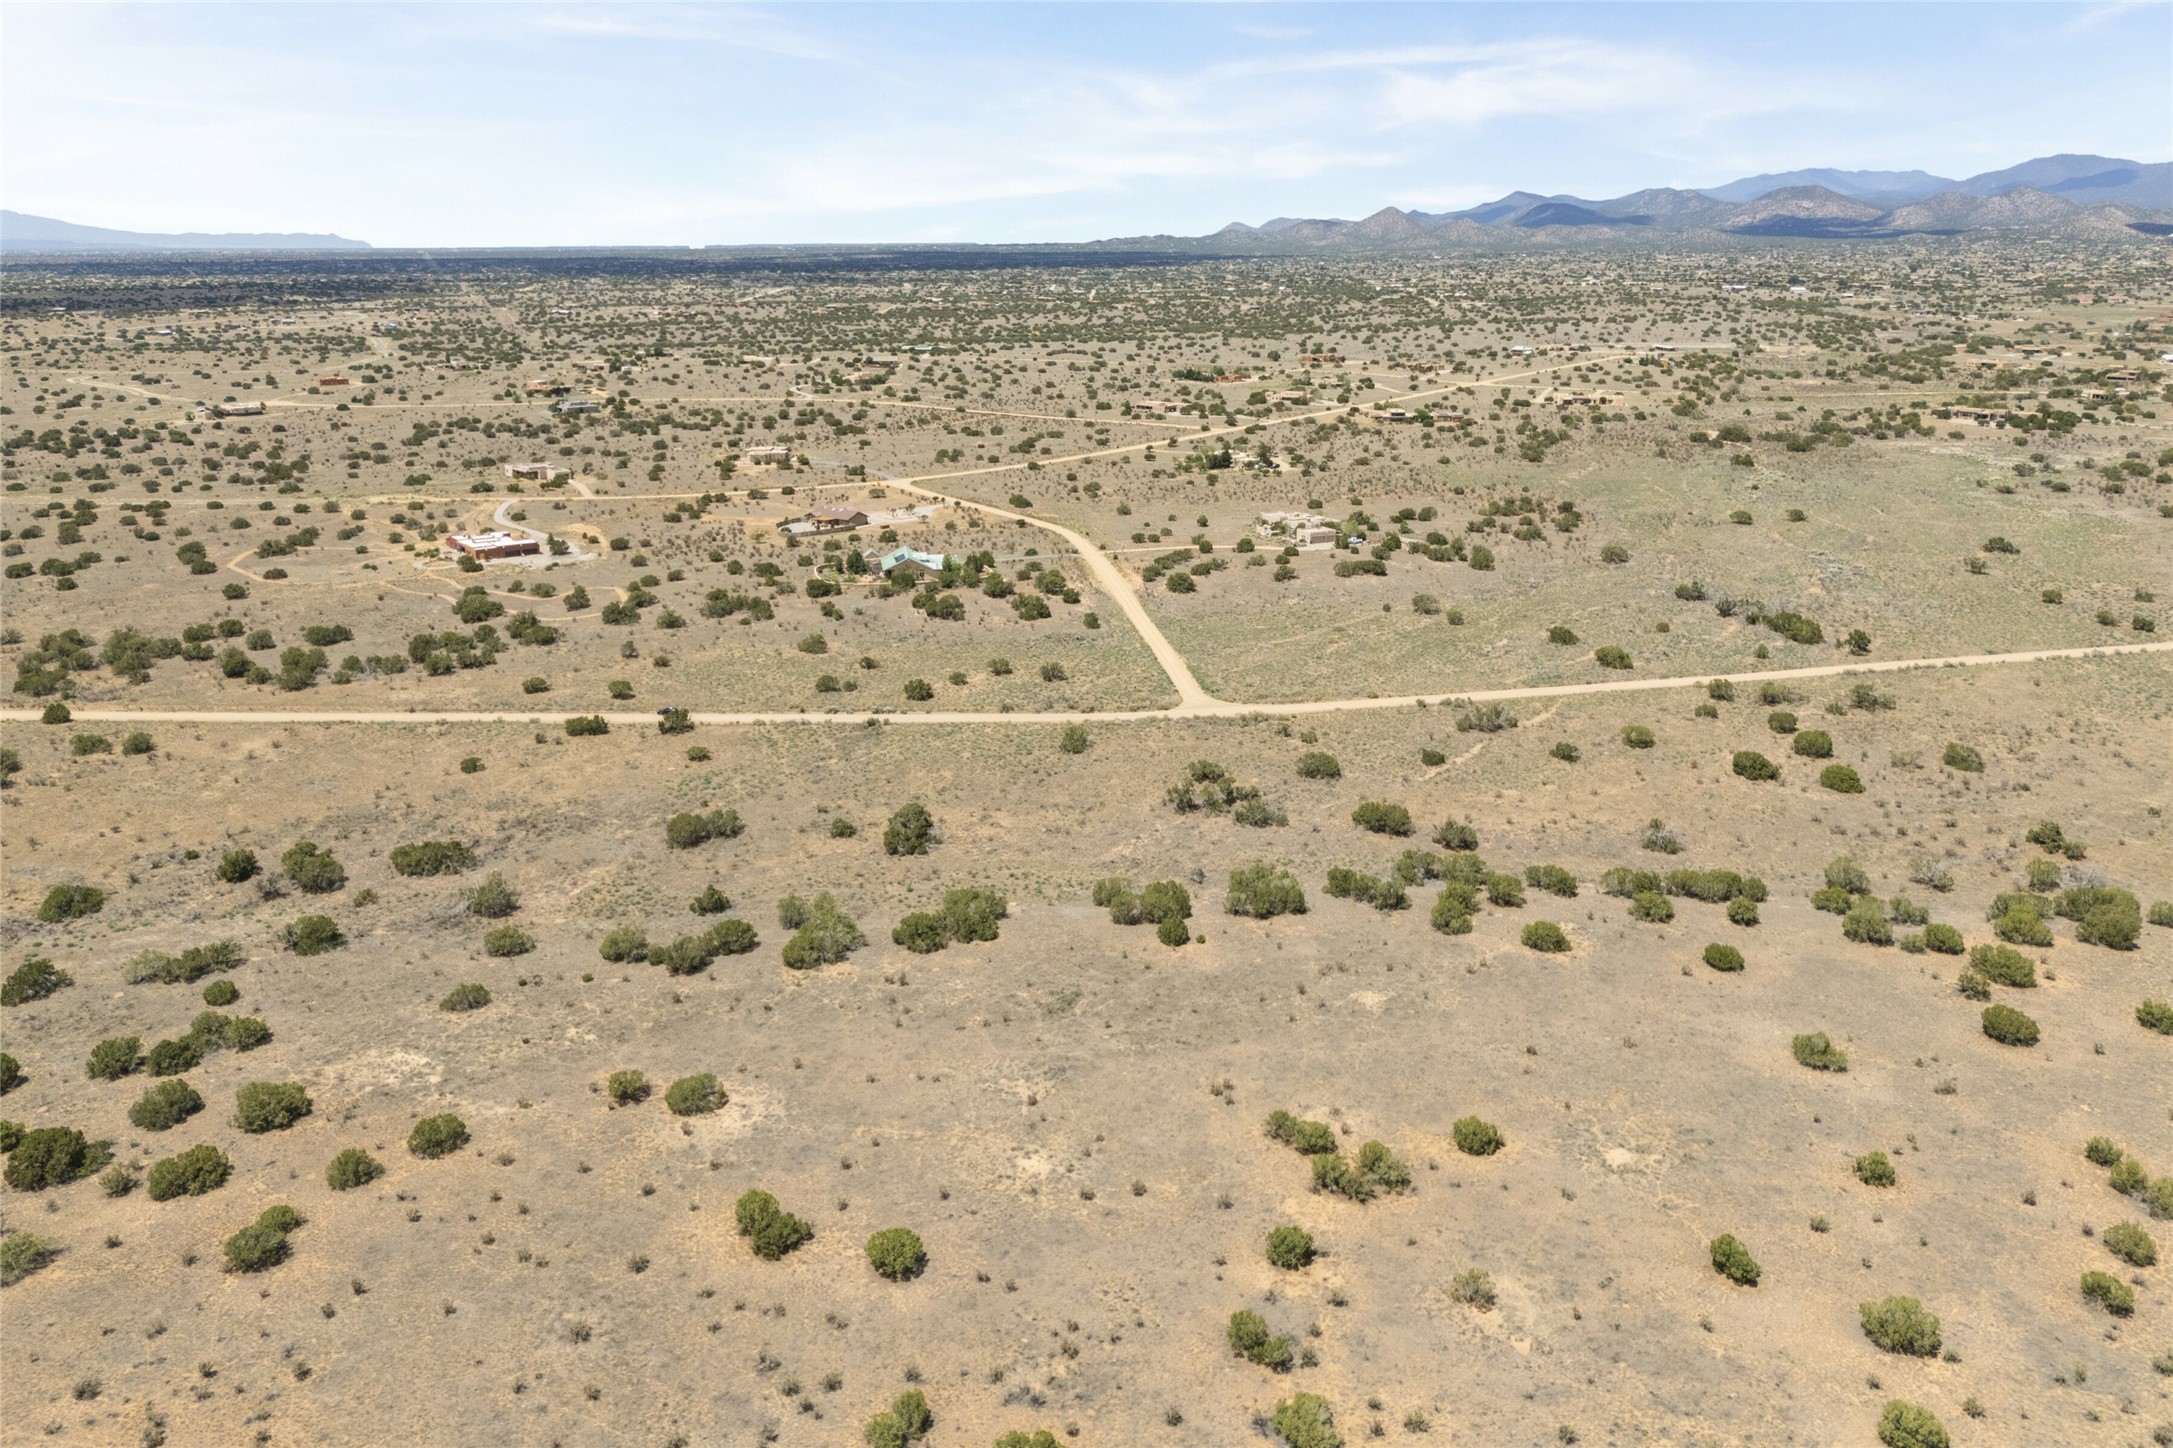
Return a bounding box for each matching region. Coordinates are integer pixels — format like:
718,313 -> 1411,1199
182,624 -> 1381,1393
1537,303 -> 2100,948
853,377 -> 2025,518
3,2 -> 2168,246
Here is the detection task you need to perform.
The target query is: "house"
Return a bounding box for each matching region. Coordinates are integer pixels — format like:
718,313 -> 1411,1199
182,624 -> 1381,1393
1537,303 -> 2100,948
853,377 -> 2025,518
446,531 -> 542,561
213,402 -> 265,417
1256,511 -> 1339,548
776,506 -> 869,537
871,546 -> 946,581
502,462 -> 571,482
745,445 -> 794,466
556,399 -> 599,414
317,376 -> 350,387
1129,399 -> 1181,416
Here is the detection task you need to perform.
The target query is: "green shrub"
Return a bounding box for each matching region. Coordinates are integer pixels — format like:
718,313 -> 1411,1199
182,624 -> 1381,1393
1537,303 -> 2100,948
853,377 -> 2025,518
1266,1111 -> 1339,1155
388,840 -> 476,877
223,1205 -> 301,1274
994,1433 -> 1060,1448
0,1233 -> 57,1286
2084,1136 -> 2125,1167
2080,1269 -> 2135,1317
482,926 -> 533,957
883,803 -> 936,856
325,1148 -> 383,1191
2,955 -> 72,1006
215,848 -> 259,883
1452,1116 -> 1504,1156
1990,893 -> 2054,947
1351,801 -> 1414,836
469,873 -> 519,918
1620,724 -> 1655,749
128,1079 -> 203,1131
1824,856 -> 1871,894
1628,891 -> 1673,924
665,809 -> 744,850
892,912 -> 948,953
1941,742 -> 1983,772
1271,1391 -> 1342,1448
1792,1032 -> 1848,1071
1819,764 -> 1864,793
1791,729 -> 1833,758
1968,944 -> 2036,988
235,1081 -> 312,1133
2137,999 -> 2173,1035
735,1188 -> 814,1260
564,714 -> 609,736
1731,751 -> 1778,781
606,1069 -> 649,1106
866,1226 -> 926,1280
1876,1401 -> 1949,1448
862,1388 -> 933,1448
1859,1296 -> 1941,1355
2151,900 -> 2173,927
1842,897 -> 1894,945
1312,1141 -> 1411,1202
1266,1225 -> 1315,1270
1551,741 -> 1580,762
665,1073 -> 725,1117
2061,886 -> 2142,949
1524,864 -> 1578,898
1727,896 -> 1760,926
1521,920 -> 1569,952
598,926 -> 648,963
646,932 -> 714,974
281,840 -> 346,893
1140,880 -> 1192,923
1295,751 -> 1341,779
35,883 -> 105,923
86,1035 -> 142,1081
440,982 -> 491,1012
782,893 -> 866,969
1227,1309 -> 1295,1371
1430,891 -> 1473,935
408,1114 -> 468,1158
144,1036 -> 200,1076
282,914 -> 343,955
1709,1234 -> 1760,1286
146,1143 -> 231,1200
1703,943 -> 1744,972
1227,864 -> 1307,918
1920,923 -> 1963,954
1433,818 -> 1480,851
1981,1004 -> 2038,1046
4,1127 -> 91,1190
2102,1221 -> 2157,1267
2109,1157 -> 2148,1195
1855,1152 -> 1897,1187
1594,645 -> 1633,670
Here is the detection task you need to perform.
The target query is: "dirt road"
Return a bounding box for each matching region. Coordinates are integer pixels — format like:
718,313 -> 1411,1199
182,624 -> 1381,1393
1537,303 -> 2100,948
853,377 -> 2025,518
12,640 -> 2164,730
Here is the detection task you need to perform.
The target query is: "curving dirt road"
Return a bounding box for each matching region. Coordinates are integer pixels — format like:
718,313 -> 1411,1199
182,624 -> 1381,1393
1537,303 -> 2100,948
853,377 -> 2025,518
10,641 -> 2165,730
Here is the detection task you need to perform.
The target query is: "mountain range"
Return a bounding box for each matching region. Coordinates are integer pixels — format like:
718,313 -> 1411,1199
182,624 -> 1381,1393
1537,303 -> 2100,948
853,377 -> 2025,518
1196,154 -> 2172,251
2,154 -> 2167,255
0,210 -> 371,253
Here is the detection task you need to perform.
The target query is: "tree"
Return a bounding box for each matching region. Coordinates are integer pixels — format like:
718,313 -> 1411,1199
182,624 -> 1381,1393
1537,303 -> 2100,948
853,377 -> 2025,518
326,1148 -> 384,1191
35,884 -> 104,923
862,1389 -> 932,1448
866,1227 -> 926,1280
1227,863 -> 1306,918
1452,1117 -> 1503,1156
884,802 -> 936,855
235,1081 -> 312,1133
1859,1296 -> 1941,1355
1266,1226 -> 1315,1269
782,894 -> 865,969
408,1114 -> 469,1158
282,840 -> 346,893
146,1144 -> 231,1200
1876,1401 -> 1949,1448
4,1127 -> 90,1190
1710,1234 -> 1760,1285
2,956 -> 72,1007
1271,1391 -> 1342,1448
665,1074 -> 725,1116
735,1188 -> 813,1260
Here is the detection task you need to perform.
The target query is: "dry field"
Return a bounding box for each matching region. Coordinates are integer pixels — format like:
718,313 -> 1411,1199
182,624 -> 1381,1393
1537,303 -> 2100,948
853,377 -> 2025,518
3,245 -> 2171,1448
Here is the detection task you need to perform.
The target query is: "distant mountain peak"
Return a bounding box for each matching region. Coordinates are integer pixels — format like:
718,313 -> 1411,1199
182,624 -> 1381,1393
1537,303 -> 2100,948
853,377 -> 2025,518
0,210 -> 371,253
